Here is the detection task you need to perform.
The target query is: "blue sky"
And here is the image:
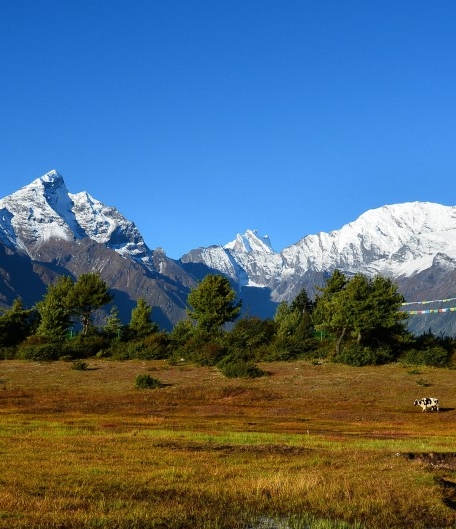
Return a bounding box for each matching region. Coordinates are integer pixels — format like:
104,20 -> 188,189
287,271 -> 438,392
1,1 -> 455,258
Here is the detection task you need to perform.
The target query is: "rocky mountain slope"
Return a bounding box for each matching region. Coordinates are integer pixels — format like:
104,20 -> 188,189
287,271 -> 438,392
0,171 -> 196,328
1,170 -> 456,335
180,204 -> 456,335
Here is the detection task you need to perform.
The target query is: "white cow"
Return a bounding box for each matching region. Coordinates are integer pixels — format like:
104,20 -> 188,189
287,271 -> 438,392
414,397 -> 439,412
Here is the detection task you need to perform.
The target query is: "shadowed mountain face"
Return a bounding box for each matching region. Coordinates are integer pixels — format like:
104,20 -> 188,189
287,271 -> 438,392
0,171 -> 196,329
1,170 -> 456,335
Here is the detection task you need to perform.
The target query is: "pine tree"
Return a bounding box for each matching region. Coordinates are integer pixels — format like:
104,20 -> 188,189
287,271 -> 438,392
103,306 -> 123,340
129,298 -> 158,338
35,276 -> 74,341
66,273 -> 113,335
290,287 -> 314,315
187,274 -> 241,334
0,298 -> 35,346
313,271 -> 408,354
273,302 -> 301,338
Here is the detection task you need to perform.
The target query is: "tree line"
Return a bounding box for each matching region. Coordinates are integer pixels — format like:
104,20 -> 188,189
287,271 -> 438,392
0,270 -> 454,375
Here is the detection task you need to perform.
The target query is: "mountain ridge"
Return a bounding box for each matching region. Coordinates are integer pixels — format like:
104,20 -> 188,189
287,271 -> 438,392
1,170 -> 456,334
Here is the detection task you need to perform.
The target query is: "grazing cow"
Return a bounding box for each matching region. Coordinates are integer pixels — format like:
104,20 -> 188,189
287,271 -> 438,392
414,397 -> 439,412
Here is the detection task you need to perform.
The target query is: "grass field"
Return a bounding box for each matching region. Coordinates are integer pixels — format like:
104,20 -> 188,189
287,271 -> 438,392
1,358 -> 456,528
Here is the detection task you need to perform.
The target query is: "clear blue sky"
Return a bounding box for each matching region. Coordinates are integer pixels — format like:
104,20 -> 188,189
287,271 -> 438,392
1,1 -> 455,258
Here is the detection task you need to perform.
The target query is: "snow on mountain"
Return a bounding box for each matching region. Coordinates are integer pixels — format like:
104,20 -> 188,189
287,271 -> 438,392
282,202 -> 456,279
2,170 -> 456,334
181,229 -> 284,288
182,202 -> 456,302
0,170 -> 156,269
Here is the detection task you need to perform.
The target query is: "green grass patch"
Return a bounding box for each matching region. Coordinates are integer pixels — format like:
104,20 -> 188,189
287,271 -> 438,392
0,359 -> 455,528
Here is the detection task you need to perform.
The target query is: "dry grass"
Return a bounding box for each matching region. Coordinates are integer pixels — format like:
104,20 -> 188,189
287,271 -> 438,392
0,359 -> 456,528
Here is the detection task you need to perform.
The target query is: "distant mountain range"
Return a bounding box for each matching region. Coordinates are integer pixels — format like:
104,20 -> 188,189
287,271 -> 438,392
1,170 -> 456,335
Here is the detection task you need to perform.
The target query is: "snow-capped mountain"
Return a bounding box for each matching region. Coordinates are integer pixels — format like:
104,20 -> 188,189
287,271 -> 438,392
1,170 -> 456,334
180,202 -> 456,334
0,170 -> 196,328
181,202 -> 456,297
0,170 -> 155,268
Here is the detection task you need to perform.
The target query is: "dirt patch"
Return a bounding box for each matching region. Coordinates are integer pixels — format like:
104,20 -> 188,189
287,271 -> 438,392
403,452 -> 456,511
403,452 -> 456,470
150,440 -> 314,455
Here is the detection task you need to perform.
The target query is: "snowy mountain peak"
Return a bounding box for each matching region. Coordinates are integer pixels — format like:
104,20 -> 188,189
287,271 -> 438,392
224,229 -> 275,254
185,201 -> 456,305
0,170 -> 156,270
40,169 -> 64,183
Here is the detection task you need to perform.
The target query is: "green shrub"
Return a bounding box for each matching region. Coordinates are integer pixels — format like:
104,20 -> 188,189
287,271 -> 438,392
18,343 -> 62,361
135,374 -> 163,389
217,355 -> 265,379
110,333 -> 170,360
262,336 -> 321,362
187,341 -> 227,366
95,348 -> 112,359
401,346 -> 449,367
334,344 -> 394,366
71,360 -> 89,371
0,346 -> 17,360
140,332 -> 170,359
63,335 -> 109,359
167,350 -> 187,365
226,316 -> 276,351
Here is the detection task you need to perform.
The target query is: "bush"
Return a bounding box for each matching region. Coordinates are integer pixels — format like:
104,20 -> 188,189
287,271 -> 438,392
261,336 -> 321,362
401,346 -> 450,367
334,344 -> 394,366
141,332 -> 170,359
71,360 -> 89,371
135,374 -> 163,389
18,343 -> 62,361
63,335 -> 109,359
185,338 -> 227,366
0,346 -> 17,360
217,355 -> 265,379
110,333 -> 170,360
226,317 -> 276,351
167,349 -> 187,365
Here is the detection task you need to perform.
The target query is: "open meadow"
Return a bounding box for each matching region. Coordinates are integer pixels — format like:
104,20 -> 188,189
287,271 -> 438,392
1,358 -> 456,528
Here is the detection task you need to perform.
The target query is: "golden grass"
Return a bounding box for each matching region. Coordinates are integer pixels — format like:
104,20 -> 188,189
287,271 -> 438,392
0,359 -> 455,528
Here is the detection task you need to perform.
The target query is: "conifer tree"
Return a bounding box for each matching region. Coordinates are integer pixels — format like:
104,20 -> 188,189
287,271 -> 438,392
0,298 -> 34,347
129,298 -> 158,338
104,306 -> 123,339
290,287 -> 314,315
313,270 -> 408,354
273,301 -> 302,338
35,275 -> 74,341
187,274 -> 241,334
66,273 -> 113,335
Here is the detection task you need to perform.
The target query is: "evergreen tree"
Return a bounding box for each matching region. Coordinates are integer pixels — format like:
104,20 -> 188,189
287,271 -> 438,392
103,306 -> 123,340
290,287 -> 314,315
273,302 -> 301,338
169,319 -> 194,347
66,273 -> 113,335
313,269 -> 349,352
35,276 -> 74,341
129,298 -> 158,338
313,271 -> 408,354
274,287 -> 315,341
0,298 -> 35,347
187,274 -> 242,334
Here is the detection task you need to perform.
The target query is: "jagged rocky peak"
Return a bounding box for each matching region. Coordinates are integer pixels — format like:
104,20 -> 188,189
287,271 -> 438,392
0,169 -> 156,269
0,169 -> 84,248
40,168 -> 64,184
224,229 -> 275,254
